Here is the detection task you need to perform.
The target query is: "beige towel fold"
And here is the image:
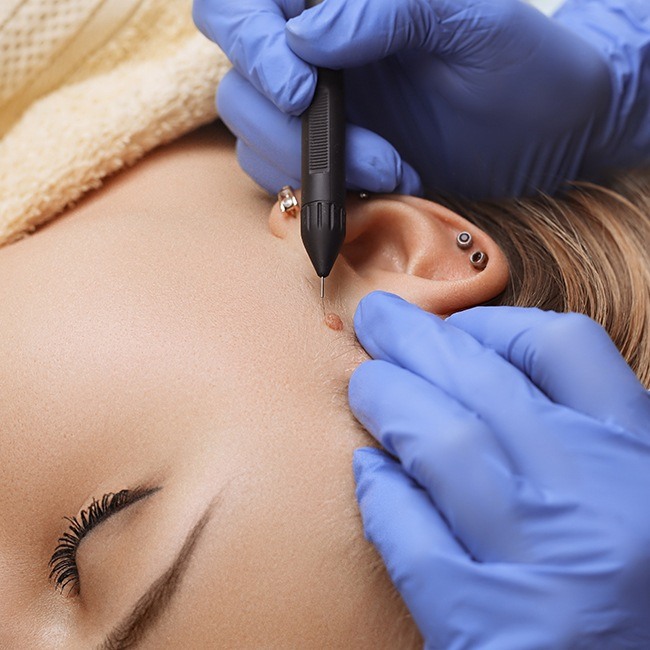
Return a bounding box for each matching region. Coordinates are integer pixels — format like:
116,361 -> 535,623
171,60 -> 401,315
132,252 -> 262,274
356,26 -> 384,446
0,0 -> 230,247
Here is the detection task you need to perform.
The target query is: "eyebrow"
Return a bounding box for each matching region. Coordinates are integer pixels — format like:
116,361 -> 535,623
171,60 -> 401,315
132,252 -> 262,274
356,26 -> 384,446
98,499 -> 219,650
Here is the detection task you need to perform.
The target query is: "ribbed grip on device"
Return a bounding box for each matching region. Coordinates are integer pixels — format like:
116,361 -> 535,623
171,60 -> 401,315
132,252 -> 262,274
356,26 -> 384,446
301,201 -> 346,277
308,89 -> 330,172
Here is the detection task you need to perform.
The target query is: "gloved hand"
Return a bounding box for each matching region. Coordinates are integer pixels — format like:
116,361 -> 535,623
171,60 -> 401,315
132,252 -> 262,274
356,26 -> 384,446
349,291 -> 650,649
193,0 -> 650,198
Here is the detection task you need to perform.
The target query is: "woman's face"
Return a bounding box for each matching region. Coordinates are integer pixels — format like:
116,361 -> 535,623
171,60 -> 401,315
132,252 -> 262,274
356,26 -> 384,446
0,124 -> 507,648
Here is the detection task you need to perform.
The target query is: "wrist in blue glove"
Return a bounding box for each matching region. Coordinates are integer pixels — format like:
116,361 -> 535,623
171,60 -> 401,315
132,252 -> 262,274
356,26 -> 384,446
193,0 -> 650,198
349,291 -> 650,648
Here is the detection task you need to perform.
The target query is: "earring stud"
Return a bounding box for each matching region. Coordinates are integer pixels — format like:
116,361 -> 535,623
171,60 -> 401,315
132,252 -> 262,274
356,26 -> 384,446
456,231 -> 473,249
277,185 -> 299,217
470,250 -> 488,270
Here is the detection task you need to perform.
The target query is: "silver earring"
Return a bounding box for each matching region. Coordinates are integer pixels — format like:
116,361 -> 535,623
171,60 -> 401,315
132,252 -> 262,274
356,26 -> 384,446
359,191 -> 370,199
277,185 -> 299,217
456,231 -> 473,249
470,250 -> 488,270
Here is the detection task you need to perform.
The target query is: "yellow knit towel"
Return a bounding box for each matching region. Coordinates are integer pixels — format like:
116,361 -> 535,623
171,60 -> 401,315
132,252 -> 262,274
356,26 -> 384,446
0,0 -> 230,247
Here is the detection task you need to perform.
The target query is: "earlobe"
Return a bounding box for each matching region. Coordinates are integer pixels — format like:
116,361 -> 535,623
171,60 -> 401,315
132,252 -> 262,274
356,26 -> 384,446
338,195 -> 509,318
269,186 -> 301,239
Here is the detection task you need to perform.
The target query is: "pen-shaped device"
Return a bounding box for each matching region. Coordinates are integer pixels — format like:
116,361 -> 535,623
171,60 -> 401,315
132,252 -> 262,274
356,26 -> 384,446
301,0 -> 345,300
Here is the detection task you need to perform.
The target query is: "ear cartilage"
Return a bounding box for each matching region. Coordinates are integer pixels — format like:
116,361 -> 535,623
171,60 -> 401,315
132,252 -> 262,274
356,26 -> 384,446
470,250 -> 488,270
277,186 -> 299,217
456,231 -> 473,249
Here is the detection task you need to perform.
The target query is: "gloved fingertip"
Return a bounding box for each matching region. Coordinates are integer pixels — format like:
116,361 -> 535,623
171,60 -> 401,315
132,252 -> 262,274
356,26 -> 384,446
354,291 -> 406,335
345,125 -> 424,195
348,360 -> 396,448
347,358 -> 370,402
285,9 -> 319,41
394,162 -> 424,197
235,139 -> 298,196
190,0 -> 210,38
286,6 -> 356,68
445,306 -> 508,332
284,13 -> 305,36
272,67 -> 316,116
285,13 -> 327,65
352,446 -> 388,484
350,152 -> 403,194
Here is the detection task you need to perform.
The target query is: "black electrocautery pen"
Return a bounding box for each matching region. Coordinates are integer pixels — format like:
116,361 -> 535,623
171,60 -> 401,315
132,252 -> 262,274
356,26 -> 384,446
300,0 -> 346,300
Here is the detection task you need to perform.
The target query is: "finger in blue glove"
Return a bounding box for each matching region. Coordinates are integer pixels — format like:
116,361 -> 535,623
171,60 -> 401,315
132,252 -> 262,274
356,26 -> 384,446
350,291 -> 650,648
447,306 -> 650,434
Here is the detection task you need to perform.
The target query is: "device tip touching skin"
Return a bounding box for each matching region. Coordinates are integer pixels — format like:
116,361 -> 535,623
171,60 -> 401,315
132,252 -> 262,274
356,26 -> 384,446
300,0 -> 346,301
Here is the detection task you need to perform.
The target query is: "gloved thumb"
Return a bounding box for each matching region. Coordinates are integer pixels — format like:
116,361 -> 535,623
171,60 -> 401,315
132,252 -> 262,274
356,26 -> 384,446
286,0 -> 435,68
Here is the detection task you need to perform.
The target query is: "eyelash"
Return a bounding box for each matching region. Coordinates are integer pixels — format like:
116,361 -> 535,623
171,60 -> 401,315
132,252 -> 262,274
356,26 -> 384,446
49,486 -> 156,596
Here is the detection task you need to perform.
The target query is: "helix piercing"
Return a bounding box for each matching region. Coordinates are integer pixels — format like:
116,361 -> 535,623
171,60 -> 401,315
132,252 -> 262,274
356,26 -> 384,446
470,250 -> 488,270
277,185 -> 299,217
456,231 -> 473,249
359,191 -> 370,199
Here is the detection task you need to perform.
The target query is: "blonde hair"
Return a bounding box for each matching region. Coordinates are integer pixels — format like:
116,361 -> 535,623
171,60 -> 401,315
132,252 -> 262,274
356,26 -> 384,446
437,168 -> 650,388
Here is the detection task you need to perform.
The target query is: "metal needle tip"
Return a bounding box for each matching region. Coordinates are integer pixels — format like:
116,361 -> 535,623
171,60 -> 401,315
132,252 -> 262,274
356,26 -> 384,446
320,276 -> 325,300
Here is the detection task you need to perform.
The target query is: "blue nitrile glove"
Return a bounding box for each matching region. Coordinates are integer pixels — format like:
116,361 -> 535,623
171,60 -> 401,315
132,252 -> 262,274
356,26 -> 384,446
349,291 -> 650,649
193,0 -> 650,199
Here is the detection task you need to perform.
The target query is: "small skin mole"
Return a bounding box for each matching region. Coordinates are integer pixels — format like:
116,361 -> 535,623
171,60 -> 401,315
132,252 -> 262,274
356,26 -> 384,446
324,312 -> 344,331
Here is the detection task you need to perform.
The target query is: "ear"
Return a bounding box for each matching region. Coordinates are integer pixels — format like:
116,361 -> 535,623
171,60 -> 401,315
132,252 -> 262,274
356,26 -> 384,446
269,191 -> 509,320
333,194 -> 509,317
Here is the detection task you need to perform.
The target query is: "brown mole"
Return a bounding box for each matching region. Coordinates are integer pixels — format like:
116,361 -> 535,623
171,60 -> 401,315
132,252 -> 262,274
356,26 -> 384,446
324,312 -> 344,331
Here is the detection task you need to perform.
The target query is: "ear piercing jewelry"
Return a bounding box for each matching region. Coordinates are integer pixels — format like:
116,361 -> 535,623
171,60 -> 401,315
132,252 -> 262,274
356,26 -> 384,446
457,231 -> 488,269
359,191 -> 370,199
470,250 -> 488,270
456,231 -> 473,249
277,186 -> 299,217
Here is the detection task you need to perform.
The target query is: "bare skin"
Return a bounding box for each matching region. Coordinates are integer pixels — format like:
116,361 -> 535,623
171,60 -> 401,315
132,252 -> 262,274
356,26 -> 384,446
0,122 -> 508,648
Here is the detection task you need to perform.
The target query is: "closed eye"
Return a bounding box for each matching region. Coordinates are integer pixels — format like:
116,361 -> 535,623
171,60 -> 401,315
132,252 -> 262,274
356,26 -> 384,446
49,486 -> 161,596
